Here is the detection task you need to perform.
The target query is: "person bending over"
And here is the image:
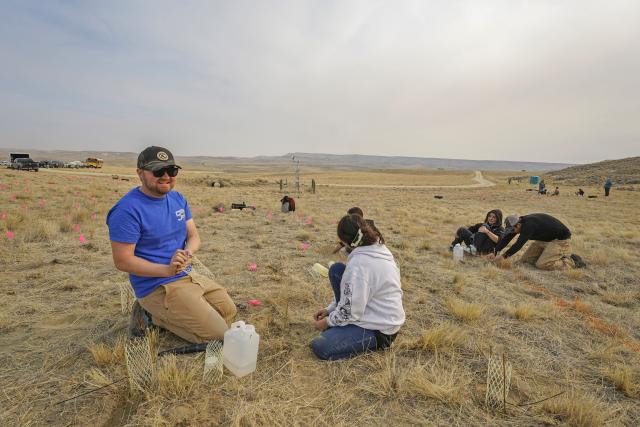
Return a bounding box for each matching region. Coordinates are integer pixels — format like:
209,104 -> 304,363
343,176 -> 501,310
489,213 -> 586,270
311,214 -> 405,360
450,209 -> 504,255
107,146 -> 236,342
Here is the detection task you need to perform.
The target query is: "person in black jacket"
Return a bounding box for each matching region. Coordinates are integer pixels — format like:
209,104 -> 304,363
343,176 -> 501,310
489,213 -> 586,269
450,209 -> 504,255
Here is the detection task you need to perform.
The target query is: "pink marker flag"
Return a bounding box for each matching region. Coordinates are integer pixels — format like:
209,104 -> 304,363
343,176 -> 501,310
73,223 -> 80,232
300,242 -> 310,251
247,299 -> 262,306
78,234 -> 86,244
305,217 -> 313,225
0,212 -> 7,220
248,263 -> 257,271
266,212 -> 273,220
38,198 -> 46,207
218,207 -> 225,213
6,230 -> 14,239
91,213 -> 97,220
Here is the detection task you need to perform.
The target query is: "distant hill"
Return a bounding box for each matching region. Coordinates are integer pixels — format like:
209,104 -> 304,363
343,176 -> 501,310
0,148 -> 573,171
547,156 -> 640,186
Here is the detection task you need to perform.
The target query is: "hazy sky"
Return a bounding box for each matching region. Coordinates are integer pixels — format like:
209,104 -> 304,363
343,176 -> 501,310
1,1 -> 639,163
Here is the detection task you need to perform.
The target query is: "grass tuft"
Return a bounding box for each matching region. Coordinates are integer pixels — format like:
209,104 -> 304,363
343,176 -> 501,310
156,355 -> 199,400
446,297 -> 485,322
542,393 -> 610,427
409,323 -> 468,351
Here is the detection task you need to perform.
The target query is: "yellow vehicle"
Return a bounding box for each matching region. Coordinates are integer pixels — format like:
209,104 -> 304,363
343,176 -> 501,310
85,157 -> 104,168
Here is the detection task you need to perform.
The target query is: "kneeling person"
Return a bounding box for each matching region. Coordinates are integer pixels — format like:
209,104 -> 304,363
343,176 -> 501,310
311,214 -> 405,360
491,213 -> 586,270
107,146 -> 236,342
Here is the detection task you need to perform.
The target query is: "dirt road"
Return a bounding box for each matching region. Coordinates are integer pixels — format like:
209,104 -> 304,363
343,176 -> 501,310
321,170 -> 495,189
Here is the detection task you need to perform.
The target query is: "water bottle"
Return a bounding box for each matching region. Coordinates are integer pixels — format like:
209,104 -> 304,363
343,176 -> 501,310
453,243 -> 464,262
223,321 -> 260,377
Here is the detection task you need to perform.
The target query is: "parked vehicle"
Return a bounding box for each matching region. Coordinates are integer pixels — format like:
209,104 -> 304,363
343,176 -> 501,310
85,157 -> 104,168
65,161 -> 84,168
39,160 -> 64,168
11,157 -> 39,172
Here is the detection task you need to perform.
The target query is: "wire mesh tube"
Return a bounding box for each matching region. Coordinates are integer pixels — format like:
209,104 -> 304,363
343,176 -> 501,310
125,336 -> 157,393
485,352 -> 512,411
203,341 -> 224,383
118,281 -> 135,315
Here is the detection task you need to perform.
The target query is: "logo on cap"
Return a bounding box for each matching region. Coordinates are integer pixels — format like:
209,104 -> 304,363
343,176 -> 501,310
157,152 -> 169,161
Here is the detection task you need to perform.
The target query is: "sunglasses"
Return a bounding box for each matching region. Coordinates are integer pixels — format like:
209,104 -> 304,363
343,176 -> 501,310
151,166 -> 179,178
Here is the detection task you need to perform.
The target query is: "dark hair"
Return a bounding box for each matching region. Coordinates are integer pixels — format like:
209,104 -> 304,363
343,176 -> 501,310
347,206 -> 364,217
484,209 -> 503,226
337,214 -> 383,247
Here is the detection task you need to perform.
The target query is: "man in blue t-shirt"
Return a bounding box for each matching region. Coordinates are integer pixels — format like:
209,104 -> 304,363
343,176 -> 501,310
107,146 -> 236,343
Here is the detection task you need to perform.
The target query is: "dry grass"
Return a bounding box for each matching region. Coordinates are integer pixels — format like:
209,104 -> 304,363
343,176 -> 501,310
156,355 -> 200,400
401,358 -> 469,404
446,297 -> 485,322
409,323 -> 468,351
601,291 -> 635,307
542,393 -> 611,427
605,365 -> 638,397
504,303 -> 537,321
1,165 -> 640,426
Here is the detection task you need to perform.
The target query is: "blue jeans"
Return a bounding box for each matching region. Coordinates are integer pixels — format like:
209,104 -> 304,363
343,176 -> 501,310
311,263 -> 378,360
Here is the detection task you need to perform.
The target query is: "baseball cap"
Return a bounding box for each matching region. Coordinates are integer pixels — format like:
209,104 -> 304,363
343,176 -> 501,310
504,215 -> 520,234
137,146 -> 181,171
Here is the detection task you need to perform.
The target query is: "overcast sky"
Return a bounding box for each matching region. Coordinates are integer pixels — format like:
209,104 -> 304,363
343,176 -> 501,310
1,1 -> 638,163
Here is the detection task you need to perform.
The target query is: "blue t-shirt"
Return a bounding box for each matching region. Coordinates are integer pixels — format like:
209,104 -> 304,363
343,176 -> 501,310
106,187 -> 193,298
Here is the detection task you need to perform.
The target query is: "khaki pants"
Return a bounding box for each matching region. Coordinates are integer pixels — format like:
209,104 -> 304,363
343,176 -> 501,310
139,272 -> 237,343
518,239 -> 575,270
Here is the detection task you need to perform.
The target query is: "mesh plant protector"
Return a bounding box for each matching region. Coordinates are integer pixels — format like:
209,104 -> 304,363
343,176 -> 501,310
203,341 -> 224,383
118,281 -> 135,315
190,255 -> 217,280
125,336 -> 157,393
485,352 -> 512,410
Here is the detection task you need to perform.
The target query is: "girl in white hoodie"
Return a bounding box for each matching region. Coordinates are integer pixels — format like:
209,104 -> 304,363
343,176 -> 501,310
311,214 -> 405,360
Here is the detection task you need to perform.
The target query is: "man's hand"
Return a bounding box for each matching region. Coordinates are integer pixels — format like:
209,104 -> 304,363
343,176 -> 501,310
313,308 -> 329,321
486,253 -> 496,261
171,249 -> 193,273
315,317 -> 329,331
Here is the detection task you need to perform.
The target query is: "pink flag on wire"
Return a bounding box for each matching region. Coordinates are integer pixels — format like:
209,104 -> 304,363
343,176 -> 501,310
6,230 -> 14,239
300,242 -> 310,251
73,224 -> 80,232
78,234 -> 86,244
305,217 -> 313,225
247,299 -> 262,306
248,263 -> 257,271
266,212 -> 273,220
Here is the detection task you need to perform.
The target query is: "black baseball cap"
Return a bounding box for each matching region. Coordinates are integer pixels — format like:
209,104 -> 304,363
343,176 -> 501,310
137,146 -> 181,171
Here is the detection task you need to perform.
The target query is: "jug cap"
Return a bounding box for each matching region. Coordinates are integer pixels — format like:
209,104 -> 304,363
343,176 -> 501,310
231,320 -> 246,328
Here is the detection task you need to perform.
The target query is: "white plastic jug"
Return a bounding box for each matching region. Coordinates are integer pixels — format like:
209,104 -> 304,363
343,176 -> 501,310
223,321 -> 260,377
453,243 -> 464,262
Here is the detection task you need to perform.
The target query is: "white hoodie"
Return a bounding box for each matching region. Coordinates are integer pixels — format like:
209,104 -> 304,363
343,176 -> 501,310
326,244 -> 405,335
